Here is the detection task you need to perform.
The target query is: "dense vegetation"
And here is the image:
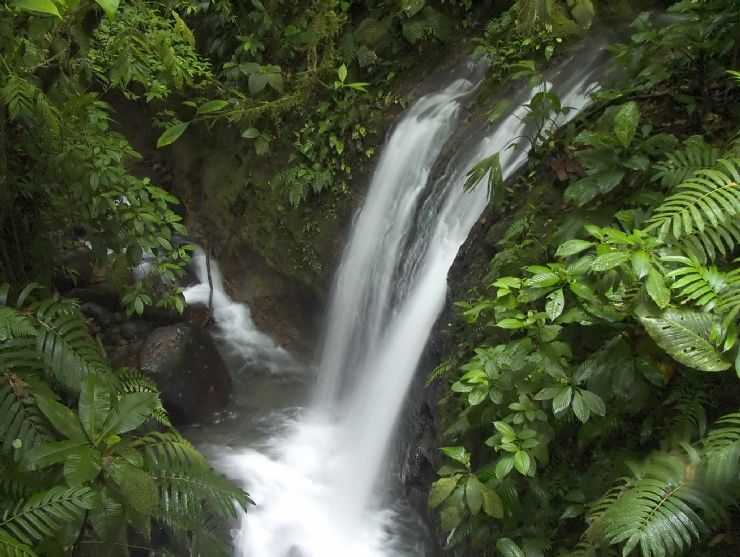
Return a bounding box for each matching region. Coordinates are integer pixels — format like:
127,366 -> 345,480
430,1 -> 740,556
1,0 -> 738,555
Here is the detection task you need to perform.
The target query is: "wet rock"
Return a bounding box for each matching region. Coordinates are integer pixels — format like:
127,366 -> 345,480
67,286 -> 120,310
109,339 -> 143,370
138,324 -> 231,424
119,320 -> 154,340
79,302 -> 116,327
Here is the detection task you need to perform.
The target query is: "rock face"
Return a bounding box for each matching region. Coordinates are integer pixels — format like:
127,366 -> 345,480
138,324 -> 231,424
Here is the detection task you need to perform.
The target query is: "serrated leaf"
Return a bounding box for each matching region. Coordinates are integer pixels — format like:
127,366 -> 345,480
614,101 -> 639,149
631,250 -> 652,279
481,484 -> 503,518
428,476 -> 458,509
646,269 -> 670,308
571,391 -> 590,423
556,239 -> 593,257
590,251 -> 631,271
552,387 -> 573,413
156,122 -> 189,148
641,309 -> 730,372
545,289 -> 565,321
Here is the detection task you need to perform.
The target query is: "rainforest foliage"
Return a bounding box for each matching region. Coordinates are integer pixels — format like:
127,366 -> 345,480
431,1 -> 740,556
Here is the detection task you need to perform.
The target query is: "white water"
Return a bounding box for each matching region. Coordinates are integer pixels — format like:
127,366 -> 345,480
187,45 -> 607,557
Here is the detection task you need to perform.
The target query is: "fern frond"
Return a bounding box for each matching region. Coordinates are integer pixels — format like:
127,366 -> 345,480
114,371 -> 170,426
716,260 -> 740,327
700,411 -> 740,486
646,158 -> 740,243
152,467 -> 251,519
0,486 -> 96,546
679,219 -> 740,264
663,255 -> 725,311
32,299 -> 108,391
0,308 -> 36,342
602,455 -> 721,557
133,431 -> 208,470
651,138 -> 719,189
0,376 -> 50,456
0,534 -> 36,557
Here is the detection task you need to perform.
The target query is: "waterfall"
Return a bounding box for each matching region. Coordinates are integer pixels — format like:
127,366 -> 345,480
203,42 -> 609,557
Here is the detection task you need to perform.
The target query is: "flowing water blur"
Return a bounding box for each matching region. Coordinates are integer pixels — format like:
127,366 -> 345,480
184,43 -> 609,556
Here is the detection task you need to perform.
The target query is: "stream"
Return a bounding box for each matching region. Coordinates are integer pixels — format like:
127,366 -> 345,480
183,41 -> 609,557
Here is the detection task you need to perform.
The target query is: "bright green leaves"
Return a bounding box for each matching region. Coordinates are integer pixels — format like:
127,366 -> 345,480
79,375 -> 110,443
614,101 -> 639,149
646,269 -> 670,308
428,476 -> 458,509
555,239 -> 593,257
10,0 -> 61,18
94,0 -> 120,19
590,250 -> 631,272
545,289 -> 564,321
441,446 -> 469,467
641,310 -> 731,372
535,384 -> 606,423
196,100 -> 229,115
157,121 -> 189,148
464,152 -> 504,206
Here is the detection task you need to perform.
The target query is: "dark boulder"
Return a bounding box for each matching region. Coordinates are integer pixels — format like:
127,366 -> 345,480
119,319 -> 154,340
138,324 -> 231,424
79,302 -> 116,327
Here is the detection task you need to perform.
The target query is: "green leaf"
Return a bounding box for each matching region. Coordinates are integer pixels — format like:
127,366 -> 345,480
34,395 -> 86,442
440,503 -> 462,533
580,389 -> 606,416
94,0 -> 119,18
99,392 -> 157,439
495,455 -> 514,479
497,318 -> 525,329
428,476 -> 458,509
614,101 -> 639,149
156,122 -> 189,148
468,385 -> 488,406
494,421 -> 515,436
465,476 -> 483,515
641,310 -> 730,372
646,269 -> 670,308
21,440 -> 86,471
0,533 -> 35,556
496,537 -> 526,557
241,127 -> 260,139
513,450 -> 531,476
552,387 -> 573,413
441,446 -> 468,466
196,100 -> 229,115
401,0 -> 425,17
568,0 -> 594,29
248,73 -> 268,95
631,250 -> 652,279
337,64 -> 348,82
11,0 -> 61,18
590,251 -> 631,272
556,239 -> 593,257
571,391 -> 590,423
79,375 -> 110,442
487,99 -> 512,124
545,289 -> 565,321
106,459 -> 159,515
64,447 -> 102,486
481,484 -> 504,518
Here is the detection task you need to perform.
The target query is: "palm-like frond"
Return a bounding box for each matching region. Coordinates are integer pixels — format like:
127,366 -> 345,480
679,219 -> 740,264
601,455 -> 722,557
0,378 -> 50,457
0,534 -> 36,557
700,411 -> 740,486
0,486 -> 95,547
663,255 -> 725,311
32,298 -> 109,390
646,158 -> 740,243
651,138 -> 719,189
716,260 -> 740,327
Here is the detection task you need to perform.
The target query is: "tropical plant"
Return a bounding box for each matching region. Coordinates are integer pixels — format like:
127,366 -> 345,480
0,284 -> 250,556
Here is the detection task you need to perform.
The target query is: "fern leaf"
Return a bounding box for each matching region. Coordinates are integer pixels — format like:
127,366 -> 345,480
701,411 -> 740,486
0,534 -> 36,557
651,138 -> 719,189
646,158 -> 740,242
602,455 -> 717,557
0,308 -> 36,342
716,260 -> 740,327
663,255 -> 725,311
679,219 -> 740,264
33,302 -> 109,390
640,309 -> 730,372
114,371 -> 170,426
0,377 -> 50,456
0,486 -> 96,546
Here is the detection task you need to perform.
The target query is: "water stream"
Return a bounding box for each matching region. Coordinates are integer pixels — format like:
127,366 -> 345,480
185,42 -> 609,556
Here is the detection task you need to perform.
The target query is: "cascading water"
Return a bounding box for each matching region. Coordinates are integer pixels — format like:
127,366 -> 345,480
190,41 -> 610,557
